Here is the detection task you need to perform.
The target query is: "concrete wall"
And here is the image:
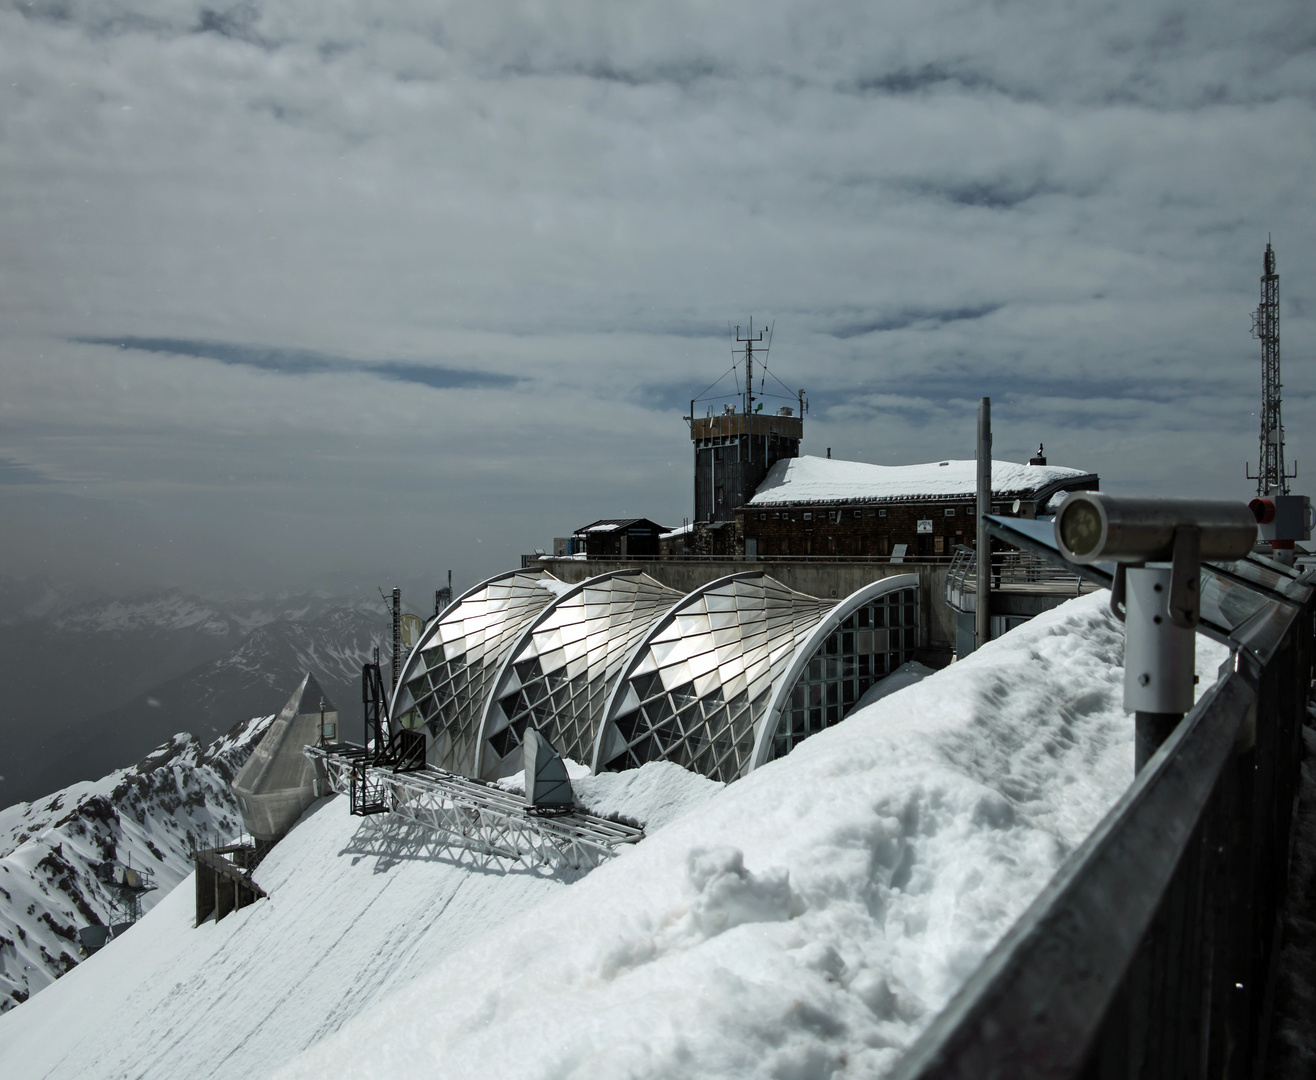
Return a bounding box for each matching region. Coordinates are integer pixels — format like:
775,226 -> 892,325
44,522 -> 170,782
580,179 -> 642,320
539,559 -> 955,650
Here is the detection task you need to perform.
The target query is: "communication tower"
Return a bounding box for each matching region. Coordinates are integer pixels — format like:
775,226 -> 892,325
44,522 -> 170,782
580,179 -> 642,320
1249,240 -> 1295,496
1245,240 -> 1311,564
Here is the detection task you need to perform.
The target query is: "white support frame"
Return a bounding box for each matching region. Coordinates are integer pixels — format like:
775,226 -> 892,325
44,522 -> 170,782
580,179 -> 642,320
306,747 -> 644,871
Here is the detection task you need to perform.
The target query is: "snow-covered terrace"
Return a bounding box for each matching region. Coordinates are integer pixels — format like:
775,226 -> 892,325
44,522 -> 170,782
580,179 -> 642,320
748,455 -> 1098,507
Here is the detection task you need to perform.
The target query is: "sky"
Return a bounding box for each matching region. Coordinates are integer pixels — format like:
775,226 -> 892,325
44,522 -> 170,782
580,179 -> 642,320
1,0 -> 1314,600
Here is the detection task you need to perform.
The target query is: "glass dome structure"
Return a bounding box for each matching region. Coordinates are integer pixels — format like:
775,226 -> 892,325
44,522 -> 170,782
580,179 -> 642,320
594,573 -> 919,782
390,568 -> 564,775
390,567 -> 921,786
476,569 -> 684,779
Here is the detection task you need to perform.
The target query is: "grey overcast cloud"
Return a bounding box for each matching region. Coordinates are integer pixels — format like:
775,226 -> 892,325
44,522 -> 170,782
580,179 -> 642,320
1,0 -> 1314,598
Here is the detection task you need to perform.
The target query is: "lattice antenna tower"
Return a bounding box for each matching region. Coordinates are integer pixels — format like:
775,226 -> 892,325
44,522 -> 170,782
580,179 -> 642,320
1249,239 -> 1296,496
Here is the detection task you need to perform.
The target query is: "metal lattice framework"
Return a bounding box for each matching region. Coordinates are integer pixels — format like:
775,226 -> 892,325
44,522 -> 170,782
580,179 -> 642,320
390,568 -> 562,776
595,573 -> 833,781
307,746 -> 644,870
478,570 -> 684,779
1252,241 -> 1288,496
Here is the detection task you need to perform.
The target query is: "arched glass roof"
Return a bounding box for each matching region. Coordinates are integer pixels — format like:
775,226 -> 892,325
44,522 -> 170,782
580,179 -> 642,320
476,570 -> 684,779
388,567 -> 923,788
751,574 -> 920,768
593,573 -> 833,782
390,568 -> 564,775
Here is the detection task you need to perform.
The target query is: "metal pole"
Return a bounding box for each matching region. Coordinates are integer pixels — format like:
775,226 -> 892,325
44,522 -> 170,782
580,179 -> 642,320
1125,564 -> 1195,770
976,397 -> 992,649
391,587 -> 401,690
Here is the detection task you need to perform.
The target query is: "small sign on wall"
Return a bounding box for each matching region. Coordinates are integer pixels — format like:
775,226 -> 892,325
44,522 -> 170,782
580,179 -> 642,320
917,519 -> 933,534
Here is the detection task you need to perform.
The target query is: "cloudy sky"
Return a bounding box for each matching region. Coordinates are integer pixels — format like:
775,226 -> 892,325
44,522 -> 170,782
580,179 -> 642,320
2,0 -> 1314,599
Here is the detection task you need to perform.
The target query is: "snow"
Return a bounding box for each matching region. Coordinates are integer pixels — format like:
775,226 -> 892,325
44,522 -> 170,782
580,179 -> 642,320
748,455 -> 1095,506
853,660 -> 934,710
270,593 -> 1226,1080
0,760 -> 718,1080
0,593 -> 1231,1080
537,577 -> 575,597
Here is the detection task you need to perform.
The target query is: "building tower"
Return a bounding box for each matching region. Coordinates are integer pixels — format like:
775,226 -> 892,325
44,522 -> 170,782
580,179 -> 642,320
1251,240 -> 1293,496
689,321 -> 804,522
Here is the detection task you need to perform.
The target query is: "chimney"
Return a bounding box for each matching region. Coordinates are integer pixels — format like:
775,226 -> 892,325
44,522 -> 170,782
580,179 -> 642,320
1029,443 -> 1047,466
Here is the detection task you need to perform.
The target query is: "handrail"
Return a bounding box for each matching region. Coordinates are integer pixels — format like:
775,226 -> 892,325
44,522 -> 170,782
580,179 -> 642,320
890,552 -> 1313,1078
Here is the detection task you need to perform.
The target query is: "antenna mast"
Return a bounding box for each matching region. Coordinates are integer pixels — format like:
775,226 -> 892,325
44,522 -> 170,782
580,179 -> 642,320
1250,240 -> 1295,496
735,319 -> 766,416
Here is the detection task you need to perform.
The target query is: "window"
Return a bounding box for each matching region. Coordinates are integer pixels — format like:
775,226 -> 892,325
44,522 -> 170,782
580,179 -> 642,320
878,509 -> 887,518
759,513 -> 767,521
854,510 -> 862,519
944,508 -> 955,517
803,512 -> 813,521
773,588 -> 920,761
965,506 -> 975,516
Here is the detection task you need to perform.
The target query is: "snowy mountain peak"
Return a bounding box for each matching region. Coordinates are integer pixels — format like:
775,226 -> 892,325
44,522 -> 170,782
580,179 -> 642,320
0,714 -> 274,1012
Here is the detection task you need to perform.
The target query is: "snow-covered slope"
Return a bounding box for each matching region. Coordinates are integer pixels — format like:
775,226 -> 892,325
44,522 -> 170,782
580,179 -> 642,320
0,763 -> 721,1080
276,593 -> 1228,1080
0,593 -> 1230,1080
0,714 -> 273,1012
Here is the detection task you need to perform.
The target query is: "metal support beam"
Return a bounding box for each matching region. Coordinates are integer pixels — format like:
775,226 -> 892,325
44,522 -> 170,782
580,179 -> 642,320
976,397 -> 992,649
307,746 -> 645,871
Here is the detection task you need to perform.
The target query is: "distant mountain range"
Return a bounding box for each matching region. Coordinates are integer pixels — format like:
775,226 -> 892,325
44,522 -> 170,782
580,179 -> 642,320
0,583 -> 396,808
0,715 -> 273,1013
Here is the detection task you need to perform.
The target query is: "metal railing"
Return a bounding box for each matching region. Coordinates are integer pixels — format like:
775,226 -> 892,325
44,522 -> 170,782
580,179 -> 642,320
524,553 -> 958,567
946,547 -> 1086,595
891,557 -> 1313,1079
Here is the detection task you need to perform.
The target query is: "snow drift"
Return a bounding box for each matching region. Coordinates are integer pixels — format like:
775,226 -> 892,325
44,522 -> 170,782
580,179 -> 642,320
275,592 -> 1226,1080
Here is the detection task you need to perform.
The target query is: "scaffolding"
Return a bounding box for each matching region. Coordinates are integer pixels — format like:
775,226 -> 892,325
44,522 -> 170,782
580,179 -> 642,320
305,745 -> 644,870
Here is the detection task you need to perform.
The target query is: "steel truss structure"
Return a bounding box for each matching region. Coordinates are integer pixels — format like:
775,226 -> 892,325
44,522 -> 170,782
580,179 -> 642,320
306,745 -> 644,870
1250,240 -> 1294,496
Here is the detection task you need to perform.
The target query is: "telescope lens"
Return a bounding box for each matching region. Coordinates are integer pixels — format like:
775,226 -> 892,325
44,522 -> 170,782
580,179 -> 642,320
1059,501 -> 1103,557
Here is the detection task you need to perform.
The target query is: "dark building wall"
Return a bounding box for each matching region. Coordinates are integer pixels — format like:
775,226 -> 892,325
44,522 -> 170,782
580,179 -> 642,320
736,481 -> 1098,559
692,413 -> 803,523
740,498 -> 1002,559
581,522 -> 663,559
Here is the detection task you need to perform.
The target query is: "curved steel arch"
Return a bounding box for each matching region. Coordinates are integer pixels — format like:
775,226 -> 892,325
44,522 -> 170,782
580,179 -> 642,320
388,566 -> 561,775
591,572 -> 836,781
472,568 -> 682,778
589,571 -> 767,774
747,573 -> 920,772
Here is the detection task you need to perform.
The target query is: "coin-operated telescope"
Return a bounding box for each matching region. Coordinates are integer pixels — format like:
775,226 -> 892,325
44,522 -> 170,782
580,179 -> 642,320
1054,494 -> 1257,769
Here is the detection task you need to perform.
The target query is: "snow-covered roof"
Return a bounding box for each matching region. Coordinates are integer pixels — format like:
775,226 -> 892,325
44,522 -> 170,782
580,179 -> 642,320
573,518 -> 669,535
748,455 -> 1097,506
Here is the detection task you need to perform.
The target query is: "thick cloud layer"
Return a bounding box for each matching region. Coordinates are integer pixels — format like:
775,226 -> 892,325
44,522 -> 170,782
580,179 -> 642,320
1,1 -> 1313,595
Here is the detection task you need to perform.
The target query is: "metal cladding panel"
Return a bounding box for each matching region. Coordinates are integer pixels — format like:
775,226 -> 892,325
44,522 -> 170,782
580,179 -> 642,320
393,569 -> 561,776
231,672 -> 337,840
597,573 -> 833,783
479,571 -> 683,779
